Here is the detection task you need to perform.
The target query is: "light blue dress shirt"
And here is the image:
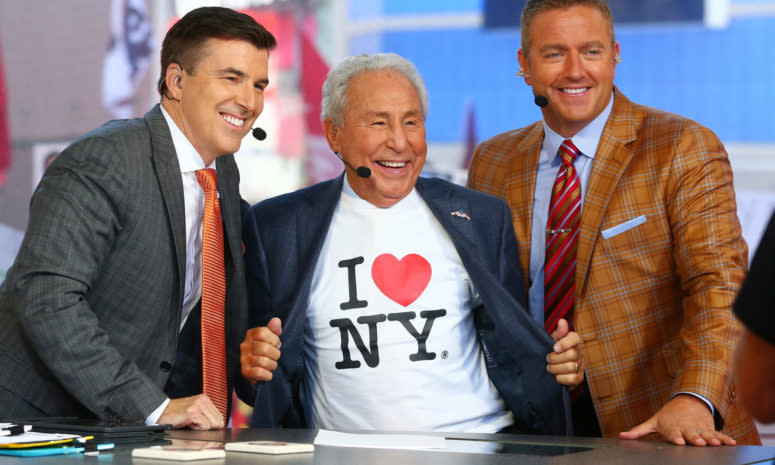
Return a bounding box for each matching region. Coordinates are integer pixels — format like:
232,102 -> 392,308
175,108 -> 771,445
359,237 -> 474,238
527,94 -> 614,323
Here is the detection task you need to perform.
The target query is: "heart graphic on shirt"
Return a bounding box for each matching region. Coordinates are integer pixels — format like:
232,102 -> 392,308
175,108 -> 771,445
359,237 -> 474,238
371,253 -> 432,307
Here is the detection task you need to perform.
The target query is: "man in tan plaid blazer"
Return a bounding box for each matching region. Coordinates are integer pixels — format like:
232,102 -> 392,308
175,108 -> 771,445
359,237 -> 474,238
467,0 -> 759,446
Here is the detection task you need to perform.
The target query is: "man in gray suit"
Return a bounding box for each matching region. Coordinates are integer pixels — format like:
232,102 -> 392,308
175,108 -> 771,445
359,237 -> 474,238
0,7 -> 275,430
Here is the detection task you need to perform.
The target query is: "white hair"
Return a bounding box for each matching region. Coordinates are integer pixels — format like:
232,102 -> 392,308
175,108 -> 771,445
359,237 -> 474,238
320,53 -> 429,126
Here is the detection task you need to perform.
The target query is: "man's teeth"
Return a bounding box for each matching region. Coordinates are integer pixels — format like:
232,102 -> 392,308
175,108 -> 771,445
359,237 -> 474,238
561,88 -> 588,94
221,114 -> 245,127
377,161 -> 406,168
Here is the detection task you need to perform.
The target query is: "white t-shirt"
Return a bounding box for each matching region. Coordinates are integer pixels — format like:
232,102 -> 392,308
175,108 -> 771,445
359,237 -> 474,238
301,178 -> 513,433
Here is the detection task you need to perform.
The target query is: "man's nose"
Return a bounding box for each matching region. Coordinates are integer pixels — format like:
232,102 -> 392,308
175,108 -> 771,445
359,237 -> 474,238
564,52 -> 585,79
386,125 -> 409,152
235,84 -> 258,113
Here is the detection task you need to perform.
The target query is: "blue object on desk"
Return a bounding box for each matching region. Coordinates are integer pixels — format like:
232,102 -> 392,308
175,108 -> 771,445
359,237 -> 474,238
0,443 -> 114,457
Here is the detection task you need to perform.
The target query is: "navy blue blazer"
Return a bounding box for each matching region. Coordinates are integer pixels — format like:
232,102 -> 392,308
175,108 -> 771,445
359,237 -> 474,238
243,175 -> 572,435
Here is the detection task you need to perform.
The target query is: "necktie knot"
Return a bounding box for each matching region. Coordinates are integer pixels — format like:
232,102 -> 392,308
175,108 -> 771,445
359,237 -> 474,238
196,168 -> 218,193
559,139 -> 580,166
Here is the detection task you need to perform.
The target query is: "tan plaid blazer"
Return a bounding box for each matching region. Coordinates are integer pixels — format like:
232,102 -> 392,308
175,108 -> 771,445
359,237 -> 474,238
467,90 -> 759,444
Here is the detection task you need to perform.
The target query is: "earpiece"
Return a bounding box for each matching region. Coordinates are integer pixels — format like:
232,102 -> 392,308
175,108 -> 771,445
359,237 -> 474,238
517,68 -> 528,78
614,54 -> 622,64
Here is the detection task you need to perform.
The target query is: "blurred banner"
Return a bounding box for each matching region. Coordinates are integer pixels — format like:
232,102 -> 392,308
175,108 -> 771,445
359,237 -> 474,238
0,37 -> 10,189
460,101 -> 477,170
301,24 -> 337,185
102,0 -> 153,118
484,0 -> 707,28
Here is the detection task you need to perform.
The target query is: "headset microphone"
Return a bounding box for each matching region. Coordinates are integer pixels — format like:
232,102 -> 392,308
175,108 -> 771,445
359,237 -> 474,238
334,152 -> 371,178
534,95 -> 549,108
251,127 -> 267,141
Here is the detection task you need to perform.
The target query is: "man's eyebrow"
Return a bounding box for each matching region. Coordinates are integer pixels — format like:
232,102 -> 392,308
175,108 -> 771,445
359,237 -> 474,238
580,40 -> 606,49
538,43 -> 566,53
217,67 -> 269,85
364,109 -> 422,118
538,40 -> 606,53
217,67 -> 247,77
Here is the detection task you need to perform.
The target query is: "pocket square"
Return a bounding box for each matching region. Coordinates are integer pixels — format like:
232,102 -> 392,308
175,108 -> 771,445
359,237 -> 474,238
601,215 -> 647,239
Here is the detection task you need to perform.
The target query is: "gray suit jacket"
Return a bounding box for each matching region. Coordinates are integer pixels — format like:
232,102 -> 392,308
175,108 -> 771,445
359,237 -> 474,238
0,105 -> 249,422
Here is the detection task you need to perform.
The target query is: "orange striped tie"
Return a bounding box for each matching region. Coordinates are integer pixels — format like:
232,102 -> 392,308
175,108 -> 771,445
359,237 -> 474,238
196,168 -> 228,422
544,139 -> 581,334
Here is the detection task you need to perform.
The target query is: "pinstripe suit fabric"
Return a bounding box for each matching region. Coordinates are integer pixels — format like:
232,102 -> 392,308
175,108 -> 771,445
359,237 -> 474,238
0,105 -> 250,422
467,90 -> 759,444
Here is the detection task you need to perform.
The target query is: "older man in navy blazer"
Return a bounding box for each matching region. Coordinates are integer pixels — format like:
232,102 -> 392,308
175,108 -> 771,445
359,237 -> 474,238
240,53 -> 577,435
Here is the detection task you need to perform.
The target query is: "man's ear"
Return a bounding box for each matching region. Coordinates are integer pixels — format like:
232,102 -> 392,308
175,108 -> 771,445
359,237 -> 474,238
517,49 -> 532,85
323,119 -> 341,153
164,63 -> 183,100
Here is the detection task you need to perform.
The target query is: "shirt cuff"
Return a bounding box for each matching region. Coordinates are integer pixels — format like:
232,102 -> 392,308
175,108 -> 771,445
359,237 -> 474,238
672,391 -> 715,416
145,398 -> 170,425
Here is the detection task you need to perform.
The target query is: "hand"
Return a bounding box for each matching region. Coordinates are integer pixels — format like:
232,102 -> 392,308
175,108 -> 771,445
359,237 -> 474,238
240,317 -> 282,385
619,394 -> 736,446
158,394 -> 224,430
546,318 -> 584,389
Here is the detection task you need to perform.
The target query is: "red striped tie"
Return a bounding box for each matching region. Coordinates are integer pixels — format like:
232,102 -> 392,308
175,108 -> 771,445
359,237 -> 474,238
544,139 -> 581,334
196,168 -> 228,422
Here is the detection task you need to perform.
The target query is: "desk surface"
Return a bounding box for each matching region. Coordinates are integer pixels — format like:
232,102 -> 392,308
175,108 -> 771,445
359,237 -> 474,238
3,429 -> 775,465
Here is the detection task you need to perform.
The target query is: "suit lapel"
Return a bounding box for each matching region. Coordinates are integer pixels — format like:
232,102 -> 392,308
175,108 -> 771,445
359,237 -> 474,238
146,105 -> 187,314
416,177 -> 477,251
510,124 -> 543,285
418,178 -> 555,349
293,176 -> 344,314
215,157 -> 241,266
576,90 -> 638,295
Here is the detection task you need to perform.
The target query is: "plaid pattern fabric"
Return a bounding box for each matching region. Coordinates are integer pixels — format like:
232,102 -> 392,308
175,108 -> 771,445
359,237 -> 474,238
467,89 -> 759,444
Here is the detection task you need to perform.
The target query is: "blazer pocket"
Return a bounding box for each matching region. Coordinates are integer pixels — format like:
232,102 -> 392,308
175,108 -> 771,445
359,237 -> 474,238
601,215 -> 647,240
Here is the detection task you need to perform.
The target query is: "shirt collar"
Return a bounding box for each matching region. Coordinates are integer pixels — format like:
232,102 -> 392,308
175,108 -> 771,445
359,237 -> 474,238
341,174 -> 420,210
160,104 -> 214,174
540,90 -> 615,163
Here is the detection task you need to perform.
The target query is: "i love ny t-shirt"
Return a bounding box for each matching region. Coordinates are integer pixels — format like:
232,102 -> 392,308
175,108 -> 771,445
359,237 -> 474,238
301,178 -> 512,433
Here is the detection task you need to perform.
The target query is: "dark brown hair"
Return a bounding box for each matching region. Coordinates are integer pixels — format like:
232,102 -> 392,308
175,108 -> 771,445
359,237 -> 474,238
157,7 -> 277,98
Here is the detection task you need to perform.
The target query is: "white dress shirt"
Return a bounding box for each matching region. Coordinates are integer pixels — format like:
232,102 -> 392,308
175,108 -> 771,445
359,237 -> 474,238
145,106 -> 216,425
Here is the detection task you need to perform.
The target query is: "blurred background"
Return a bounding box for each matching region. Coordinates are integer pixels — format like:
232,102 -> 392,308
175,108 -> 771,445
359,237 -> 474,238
0,0 -> 773,431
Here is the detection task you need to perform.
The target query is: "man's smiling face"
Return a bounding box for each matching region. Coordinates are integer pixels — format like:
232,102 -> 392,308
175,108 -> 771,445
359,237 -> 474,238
518,5 -> 619,138
169,38 -> 269,165
325,69 -> 427,208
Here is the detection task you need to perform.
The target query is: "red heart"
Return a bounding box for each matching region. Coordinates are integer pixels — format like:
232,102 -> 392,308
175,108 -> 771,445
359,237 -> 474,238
371,253 -> 432,307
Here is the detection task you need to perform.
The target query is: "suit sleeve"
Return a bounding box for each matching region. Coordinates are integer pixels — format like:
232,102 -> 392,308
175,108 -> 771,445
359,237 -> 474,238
4,136 -> 167,421
666,123 -> 747,428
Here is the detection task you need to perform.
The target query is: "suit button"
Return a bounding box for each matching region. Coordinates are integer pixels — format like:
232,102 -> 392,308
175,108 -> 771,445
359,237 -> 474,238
160,361 -> 172,372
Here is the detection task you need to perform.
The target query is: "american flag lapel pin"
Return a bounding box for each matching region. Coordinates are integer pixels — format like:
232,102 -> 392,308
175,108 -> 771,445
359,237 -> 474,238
451,210 -> 471,221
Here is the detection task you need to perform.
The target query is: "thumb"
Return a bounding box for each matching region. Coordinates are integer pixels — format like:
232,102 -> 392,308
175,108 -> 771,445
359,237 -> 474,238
268,317 -> 283,337
551,318 -> 570,344
619,417 -> 656,440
